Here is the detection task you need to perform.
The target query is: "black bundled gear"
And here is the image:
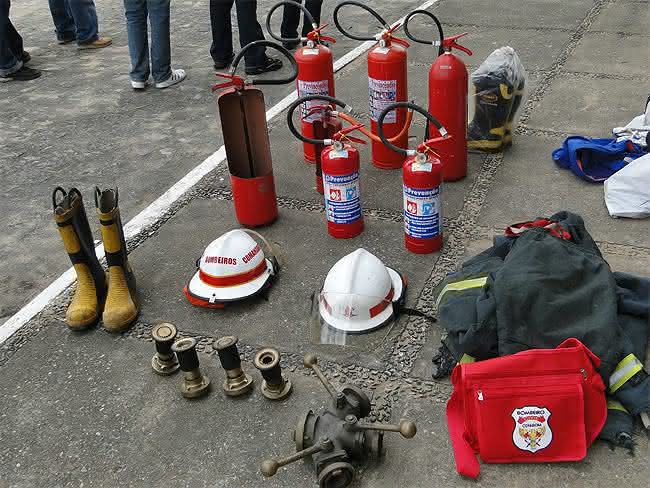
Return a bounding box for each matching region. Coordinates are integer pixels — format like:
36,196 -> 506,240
435,211 -> 650,449
467,46 -> 526,152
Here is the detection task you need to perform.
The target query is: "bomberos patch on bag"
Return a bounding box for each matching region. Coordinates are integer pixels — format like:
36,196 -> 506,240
511,406 -> 552,453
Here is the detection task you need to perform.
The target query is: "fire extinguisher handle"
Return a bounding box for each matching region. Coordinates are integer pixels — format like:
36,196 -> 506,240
403,9 -> 444,56
266,1 -> 317,43
377,102 -> 447,156
230,40 -> 298,86
333,1 -> 391,41
287,94 -> 350,145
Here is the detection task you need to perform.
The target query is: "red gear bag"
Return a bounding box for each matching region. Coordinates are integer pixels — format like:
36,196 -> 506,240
446,338 -> 607,478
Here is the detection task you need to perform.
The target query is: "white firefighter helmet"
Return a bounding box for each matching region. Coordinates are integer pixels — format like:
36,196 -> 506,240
184,229 -> 278,308
318,248 -> 405,333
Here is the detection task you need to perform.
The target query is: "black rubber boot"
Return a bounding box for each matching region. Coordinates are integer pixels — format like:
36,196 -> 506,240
503,79 -> 526,147
468,76 -> 514,153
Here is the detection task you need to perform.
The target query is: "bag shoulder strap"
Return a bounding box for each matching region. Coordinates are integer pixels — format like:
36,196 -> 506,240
447,386 -> 481,478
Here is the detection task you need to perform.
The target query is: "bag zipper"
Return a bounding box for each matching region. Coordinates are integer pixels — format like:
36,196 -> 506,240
477,378 -> 582,401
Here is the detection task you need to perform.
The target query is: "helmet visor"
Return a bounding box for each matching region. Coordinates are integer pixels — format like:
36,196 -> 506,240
310,291 -> 399,349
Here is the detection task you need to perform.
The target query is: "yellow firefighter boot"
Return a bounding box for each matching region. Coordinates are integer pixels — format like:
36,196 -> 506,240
53,187 -> 107,329
95,187 -> 139,332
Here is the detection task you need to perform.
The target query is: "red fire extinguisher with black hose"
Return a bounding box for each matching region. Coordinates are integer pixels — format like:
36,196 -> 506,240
334,1 -> 410,170
287,94 -> 368,239
404,10 -> 471,181
378,101 -> 452,254
212,40 -> 298,227
266,1 -> 337,165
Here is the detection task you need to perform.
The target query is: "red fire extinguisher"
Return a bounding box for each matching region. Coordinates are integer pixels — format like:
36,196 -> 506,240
378,102 -> 452,253
334,1 -> 410,170
404,10 -> 472,181
212,41 -> 298,227
266,1 -> 337,165
287,94 -> 366,239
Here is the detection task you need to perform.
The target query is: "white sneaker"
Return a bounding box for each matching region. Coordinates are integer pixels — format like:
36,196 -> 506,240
130,78 -> 151,90
155,69 -> 186,89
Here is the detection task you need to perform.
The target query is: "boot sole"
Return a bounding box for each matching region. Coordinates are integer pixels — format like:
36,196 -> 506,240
102,308 -> 139,333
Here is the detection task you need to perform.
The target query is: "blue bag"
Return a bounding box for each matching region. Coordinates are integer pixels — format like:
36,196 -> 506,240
552,136 -> 645,182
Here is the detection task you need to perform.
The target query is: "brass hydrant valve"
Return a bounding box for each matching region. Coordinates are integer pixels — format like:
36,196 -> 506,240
213,336 -> 254,396
254,347 -> 292,400
261,353 -> 417,488
150,322 -> 180,375
171,337 -> 211,399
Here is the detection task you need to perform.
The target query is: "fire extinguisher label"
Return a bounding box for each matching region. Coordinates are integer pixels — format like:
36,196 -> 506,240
324,173 -> 361,224
403,185 -> 441,239
368,78 -> 397,123
298,80 -> 330,123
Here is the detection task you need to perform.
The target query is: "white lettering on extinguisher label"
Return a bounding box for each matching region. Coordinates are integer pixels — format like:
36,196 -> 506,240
324,172 -> 361,224
298,79 -> 329,123
403,185 -> 441,239
369,78 -> 397,123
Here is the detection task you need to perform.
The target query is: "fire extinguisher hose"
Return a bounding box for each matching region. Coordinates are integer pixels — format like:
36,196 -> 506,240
287,94 -> 414,145
287,94 -> 349,145
377,102 -> 446,155
230,40 -> 299,86
336,110 -> 413,144
403,10 -> 444,56
266,1 -> 317,43
333,1 -> 391,41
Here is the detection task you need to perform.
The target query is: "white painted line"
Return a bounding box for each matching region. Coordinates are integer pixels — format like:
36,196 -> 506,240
0,0 -> 440,346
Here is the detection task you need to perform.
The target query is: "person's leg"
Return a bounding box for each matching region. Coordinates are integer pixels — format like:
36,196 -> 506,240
1,0 -> 39,80
48,0 -> 76,42
210,0 -> 235,65
67,0 -> 99,44
124,0 -> 150,84
0,0 -> 21,76
301,0 -> 322,37
147,0 -> 171,83
233,0 -> 266,68
280,0 -> 301,40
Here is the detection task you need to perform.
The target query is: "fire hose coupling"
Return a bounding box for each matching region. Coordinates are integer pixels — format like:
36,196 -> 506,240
171,337 -> 211,399
150,322 -> 180,376
266,1 -> 335,45
213,335 -> 254,397
403,9 -> 472,56
377,101 -> 451,157
211,40 -> 299,92
254,347 -> 292,400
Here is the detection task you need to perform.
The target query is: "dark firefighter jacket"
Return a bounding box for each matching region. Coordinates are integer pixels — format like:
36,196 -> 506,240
436,211 -> 649,448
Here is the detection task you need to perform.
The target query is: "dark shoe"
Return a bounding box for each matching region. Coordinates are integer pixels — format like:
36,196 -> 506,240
58,36 -> 76,45
214,53 -> 235,70
245,57 -> 283,76
21,51 -> 31,64
0,65 -> 41,82
282,40 -> 301,50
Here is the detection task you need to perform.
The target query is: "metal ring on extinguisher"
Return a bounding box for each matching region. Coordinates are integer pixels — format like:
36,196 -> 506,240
377,102 -> 447,155
333,1 -> 391,41
229,40 -> 299,86
403,10 -> 444,56
287,94 -> 350,145
266,1 -> 317,43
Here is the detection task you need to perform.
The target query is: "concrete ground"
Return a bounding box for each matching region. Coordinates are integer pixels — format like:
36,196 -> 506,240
1,0 -> 649,487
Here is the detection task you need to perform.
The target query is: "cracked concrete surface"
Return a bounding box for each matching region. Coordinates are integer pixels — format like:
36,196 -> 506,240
1,0 -> 649,487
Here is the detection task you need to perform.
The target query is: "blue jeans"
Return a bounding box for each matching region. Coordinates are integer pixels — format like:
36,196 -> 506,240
0,0 -> 23,76
124,0 -> 171,83
48,0 -> 98,44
